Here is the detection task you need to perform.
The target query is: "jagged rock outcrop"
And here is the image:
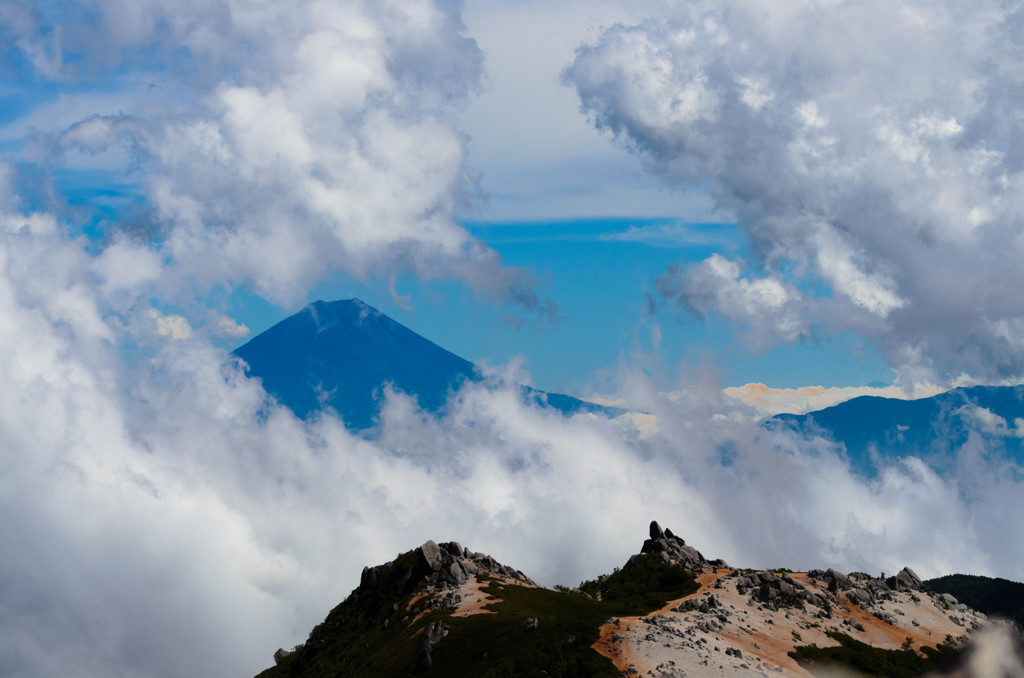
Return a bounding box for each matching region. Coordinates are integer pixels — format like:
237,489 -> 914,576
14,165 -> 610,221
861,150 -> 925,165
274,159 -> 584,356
639,520 -> 726,569
271,539 -> 534,676
734,570 -> 832,611
889,566 -> 923,591
807,567 -> 853,593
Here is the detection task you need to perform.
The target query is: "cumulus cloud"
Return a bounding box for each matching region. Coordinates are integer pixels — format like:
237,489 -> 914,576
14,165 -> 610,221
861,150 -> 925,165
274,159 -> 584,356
214,315 -> 250,340
1,189 -> 1023,677
564,0 -> 1024,387
7,0 -> 554,314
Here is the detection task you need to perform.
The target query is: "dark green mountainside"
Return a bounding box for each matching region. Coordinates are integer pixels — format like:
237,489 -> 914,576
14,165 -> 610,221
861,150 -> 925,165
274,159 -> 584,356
925,574 -> 1024,628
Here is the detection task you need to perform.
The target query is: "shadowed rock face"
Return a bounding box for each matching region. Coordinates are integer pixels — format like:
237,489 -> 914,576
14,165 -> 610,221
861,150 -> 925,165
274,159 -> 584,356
413,621 -> 449,673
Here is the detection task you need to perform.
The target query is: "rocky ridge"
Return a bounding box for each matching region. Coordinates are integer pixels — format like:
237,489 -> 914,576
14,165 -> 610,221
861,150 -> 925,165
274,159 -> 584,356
266,539 -> 535,675
637,521 -> 726,571
258,522 -> 1020,678
595,524 -> 997,678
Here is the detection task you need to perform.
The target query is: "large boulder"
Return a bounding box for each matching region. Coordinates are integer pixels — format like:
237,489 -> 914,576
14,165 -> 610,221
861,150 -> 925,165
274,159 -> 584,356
419,541 -> 443,572
824,568 -> 852,592
443,561 -> 467,587
847,588 -> 873,606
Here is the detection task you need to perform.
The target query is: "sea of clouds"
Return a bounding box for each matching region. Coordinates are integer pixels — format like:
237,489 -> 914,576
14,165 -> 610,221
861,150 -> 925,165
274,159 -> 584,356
1,1 -> 1023,677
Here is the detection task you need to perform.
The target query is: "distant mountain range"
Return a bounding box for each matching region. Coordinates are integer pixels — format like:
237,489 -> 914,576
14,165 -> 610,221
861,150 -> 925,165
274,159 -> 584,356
768,385 -> 1024,474
255,522 -> 1021,678
233,299 -> 618,429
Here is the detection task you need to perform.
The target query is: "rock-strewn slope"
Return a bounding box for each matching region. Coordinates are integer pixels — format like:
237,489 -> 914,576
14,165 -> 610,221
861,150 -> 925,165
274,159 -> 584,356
595,562 -> 988,676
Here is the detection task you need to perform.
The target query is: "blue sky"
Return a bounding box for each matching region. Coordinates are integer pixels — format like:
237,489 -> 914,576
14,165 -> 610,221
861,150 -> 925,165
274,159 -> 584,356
3,3 -> 1024,678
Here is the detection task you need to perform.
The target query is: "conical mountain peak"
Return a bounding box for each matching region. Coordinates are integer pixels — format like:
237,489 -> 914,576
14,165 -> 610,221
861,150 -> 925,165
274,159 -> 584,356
234,299 -> 614,429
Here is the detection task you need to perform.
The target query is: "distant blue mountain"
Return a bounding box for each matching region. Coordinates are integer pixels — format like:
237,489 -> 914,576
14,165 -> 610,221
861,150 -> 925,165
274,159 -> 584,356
768,385 -> 1024,474
233,299 -> 618,429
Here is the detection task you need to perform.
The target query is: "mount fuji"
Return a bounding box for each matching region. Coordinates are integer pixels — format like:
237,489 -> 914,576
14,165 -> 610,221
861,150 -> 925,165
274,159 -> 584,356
233,298 -> 617,429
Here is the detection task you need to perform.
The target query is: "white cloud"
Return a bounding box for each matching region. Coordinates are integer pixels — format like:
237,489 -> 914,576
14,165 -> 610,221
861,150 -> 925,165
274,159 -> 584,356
657,253 -> 808,346
598,221 -> 732,247
811,227 -> 905,317
961,405 -> 1024,439
7,0 -> 553,316
91,240 -> 162,294
564,0 -> 1024,387
147,308 -> 192,340
214,316 -> 250,340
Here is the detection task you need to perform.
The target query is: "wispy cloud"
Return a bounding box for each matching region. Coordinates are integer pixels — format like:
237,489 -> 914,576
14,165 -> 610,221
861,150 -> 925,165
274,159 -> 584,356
599,221 -> 736,248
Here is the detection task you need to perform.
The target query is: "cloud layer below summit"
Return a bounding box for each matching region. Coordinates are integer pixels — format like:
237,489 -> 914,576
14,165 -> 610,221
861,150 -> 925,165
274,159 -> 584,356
1,2 -> 1023,678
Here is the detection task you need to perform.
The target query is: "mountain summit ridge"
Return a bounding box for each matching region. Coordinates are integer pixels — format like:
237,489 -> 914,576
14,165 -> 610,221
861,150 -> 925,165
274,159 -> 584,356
256,522 -> 1019,678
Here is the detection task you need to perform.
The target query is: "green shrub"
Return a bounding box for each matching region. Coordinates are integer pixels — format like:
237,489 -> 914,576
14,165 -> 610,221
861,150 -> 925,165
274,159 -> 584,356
789,630 -> 960,677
